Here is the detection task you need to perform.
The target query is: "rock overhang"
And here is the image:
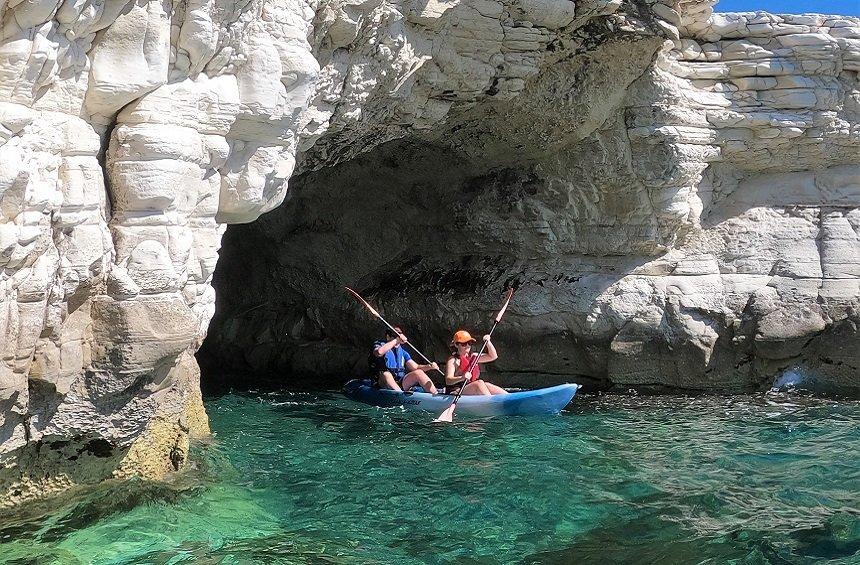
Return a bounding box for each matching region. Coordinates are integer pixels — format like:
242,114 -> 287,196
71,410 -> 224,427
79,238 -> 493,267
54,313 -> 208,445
201,5 -> 860,396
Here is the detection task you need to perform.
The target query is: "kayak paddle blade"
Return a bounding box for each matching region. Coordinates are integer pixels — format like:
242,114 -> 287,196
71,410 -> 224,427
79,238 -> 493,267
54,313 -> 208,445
434,403 -> 455,423
495,287 -> 514,323
345,286 -> 381,319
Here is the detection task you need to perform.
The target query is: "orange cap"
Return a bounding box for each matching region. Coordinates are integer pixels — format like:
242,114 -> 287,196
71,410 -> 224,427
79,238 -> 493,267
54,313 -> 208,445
451,330 -> 476,344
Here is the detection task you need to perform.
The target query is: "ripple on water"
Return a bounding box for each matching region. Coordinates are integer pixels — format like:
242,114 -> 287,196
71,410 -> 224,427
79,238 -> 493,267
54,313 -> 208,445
0,389 -> 858,564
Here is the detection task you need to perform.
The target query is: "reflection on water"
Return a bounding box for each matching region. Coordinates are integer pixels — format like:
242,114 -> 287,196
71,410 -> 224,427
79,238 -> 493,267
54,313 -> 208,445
1,389 -> 858,564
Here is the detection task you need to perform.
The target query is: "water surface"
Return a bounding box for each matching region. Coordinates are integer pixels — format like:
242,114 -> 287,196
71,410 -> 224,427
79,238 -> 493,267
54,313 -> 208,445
2,390 -> 858,564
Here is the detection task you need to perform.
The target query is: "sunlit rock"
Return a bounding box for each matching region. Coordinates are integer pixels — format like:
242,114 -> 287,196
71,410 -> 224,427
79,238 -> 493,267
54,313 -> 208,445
0,0 -> 858,509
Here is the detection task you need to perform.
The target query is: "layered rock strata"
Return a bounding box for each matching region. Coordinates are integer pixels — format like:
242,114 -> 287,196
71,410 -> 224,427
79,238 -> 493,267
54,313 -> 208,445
0,0 -> 858,507
202,6 -> 860,396
1,0 -> 319,506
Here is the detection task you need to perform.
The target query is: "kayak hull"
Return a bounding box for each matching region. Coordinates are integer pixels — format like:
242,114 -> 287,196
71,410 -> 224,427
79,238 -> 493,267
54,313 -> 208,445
342,380 -> 581,417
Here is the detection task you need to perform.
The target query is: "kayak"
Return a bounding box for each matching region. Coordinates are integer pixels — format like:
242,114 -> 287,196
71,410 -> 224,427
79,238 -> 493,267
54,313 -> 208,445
342,379 -> 581,417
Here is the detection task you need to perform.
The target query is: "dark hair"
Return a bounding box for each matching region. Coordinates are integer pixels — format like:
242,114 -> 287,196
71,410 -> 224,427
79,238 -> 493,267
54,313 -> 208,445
384,326 -> 403,338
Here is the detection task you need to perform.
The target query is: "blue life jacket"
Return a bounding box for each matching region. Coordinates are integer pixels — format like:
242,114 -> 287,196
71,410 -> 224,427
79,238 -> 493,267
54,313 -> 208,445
370,340 -> 411,379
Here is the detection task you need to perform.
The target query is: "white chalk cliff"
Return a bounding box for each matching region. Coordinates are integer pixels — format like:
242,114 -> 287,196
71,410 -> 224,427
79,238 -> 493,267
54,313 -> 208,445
1,0 -> 858,506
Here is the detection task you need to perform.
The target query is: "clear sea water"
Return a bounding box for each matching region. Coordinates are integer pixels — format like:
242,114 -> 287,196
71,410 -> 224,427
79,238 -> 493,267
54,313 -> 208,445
1,389 -> 858,564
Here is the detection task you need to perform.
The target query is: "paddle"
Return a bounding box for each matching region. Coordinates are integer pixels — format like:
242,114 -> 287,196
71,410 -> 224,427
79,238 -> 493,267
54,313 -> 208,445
434,288 -> 514,423
345,287 -> 445,378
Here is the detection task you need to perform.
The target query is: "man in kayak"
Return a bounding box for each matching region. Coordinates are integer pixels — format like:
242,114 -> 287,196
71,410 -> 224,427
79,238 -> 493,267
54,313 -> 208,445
372,326 -> 439,393
444,330 -> 508,395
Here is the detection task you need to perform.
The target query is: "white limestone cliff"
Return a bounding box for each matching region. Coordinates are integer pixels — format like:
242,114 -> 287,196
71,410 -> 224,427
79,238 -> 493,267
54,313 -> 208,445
1,0 -> 858,507
1,0 -> 320,506
203,2 -> 858,396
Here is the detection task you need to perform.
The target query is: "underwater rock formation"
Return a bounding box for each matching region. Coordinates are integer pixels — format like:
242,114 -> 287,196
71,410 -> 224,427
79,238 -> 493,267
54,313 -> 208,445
0,0 -> 858,506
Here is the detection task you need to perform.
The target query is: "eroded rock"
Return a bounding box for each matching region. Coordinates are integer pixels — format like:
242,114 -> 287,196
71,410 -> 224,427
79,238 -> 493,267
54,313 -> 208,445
203,7 -> 859,397
0,0 -> 858,509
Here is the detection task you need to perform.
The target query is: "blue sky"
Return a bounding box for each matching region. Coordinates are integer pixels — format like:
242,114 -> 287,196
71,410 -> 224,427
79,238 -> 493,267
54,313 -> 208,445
716,0 -> 860,16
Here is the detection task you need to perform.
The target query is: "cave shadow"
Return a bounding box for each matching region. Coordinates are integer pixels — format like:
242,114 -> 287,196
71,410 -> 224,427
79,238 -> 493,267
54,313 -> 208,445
197,137 -> 658,393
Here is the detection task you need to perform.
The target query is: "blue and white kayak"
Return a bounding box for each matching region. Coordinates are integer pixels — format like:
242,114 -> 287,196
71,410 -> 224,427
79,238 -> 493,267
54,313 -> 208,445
342,379 -> 581,417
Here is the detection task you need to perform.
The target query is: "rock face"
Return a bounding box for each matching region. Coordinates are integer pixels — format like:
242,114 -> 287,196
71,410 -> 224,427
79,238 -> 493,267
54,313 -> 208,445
0,0 -> 858,506
201,4 -> 860,396
1,0 -> 318,506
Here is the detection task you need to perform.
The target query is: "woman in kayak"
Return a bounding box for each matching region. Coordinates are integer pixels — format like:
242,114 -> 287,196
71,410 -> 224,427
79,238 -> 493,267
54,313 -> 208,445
444,330 -> 508,395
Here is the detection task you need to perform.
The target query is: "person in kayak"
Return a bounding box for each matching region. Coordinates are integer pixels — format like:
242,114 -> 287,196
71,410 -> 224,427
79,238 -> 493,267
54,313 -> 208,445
444,330 -> 508,395
371,326 -> 439,393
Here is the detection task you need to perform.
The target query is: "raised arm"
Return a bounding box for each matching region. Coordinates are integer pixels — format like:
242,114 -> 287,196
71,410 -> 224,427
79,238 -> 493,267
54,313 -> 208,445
374,333 -> 406,357
477,334 -> 497,363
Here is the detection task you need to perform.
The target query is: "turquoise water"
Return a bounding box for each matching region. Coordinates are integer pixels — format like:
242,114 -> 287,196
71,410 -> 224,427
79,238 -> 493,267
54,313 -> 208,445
2,390 -> 859,564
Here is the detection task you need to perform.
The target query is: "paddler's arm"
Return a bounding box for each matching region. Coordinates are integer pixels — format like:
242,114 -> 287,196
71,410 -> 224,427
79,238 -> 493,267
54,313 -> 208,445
444,357 -> 465,386
374,333 -> 406,356
477,334 -> 497,363
405,359 -> 439,373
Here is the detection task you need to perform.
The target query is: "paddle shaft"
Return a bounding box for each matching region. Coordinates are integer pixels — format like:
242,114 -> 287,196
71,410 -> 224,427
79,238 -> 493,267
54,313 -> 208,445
346,287 -> 444,376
